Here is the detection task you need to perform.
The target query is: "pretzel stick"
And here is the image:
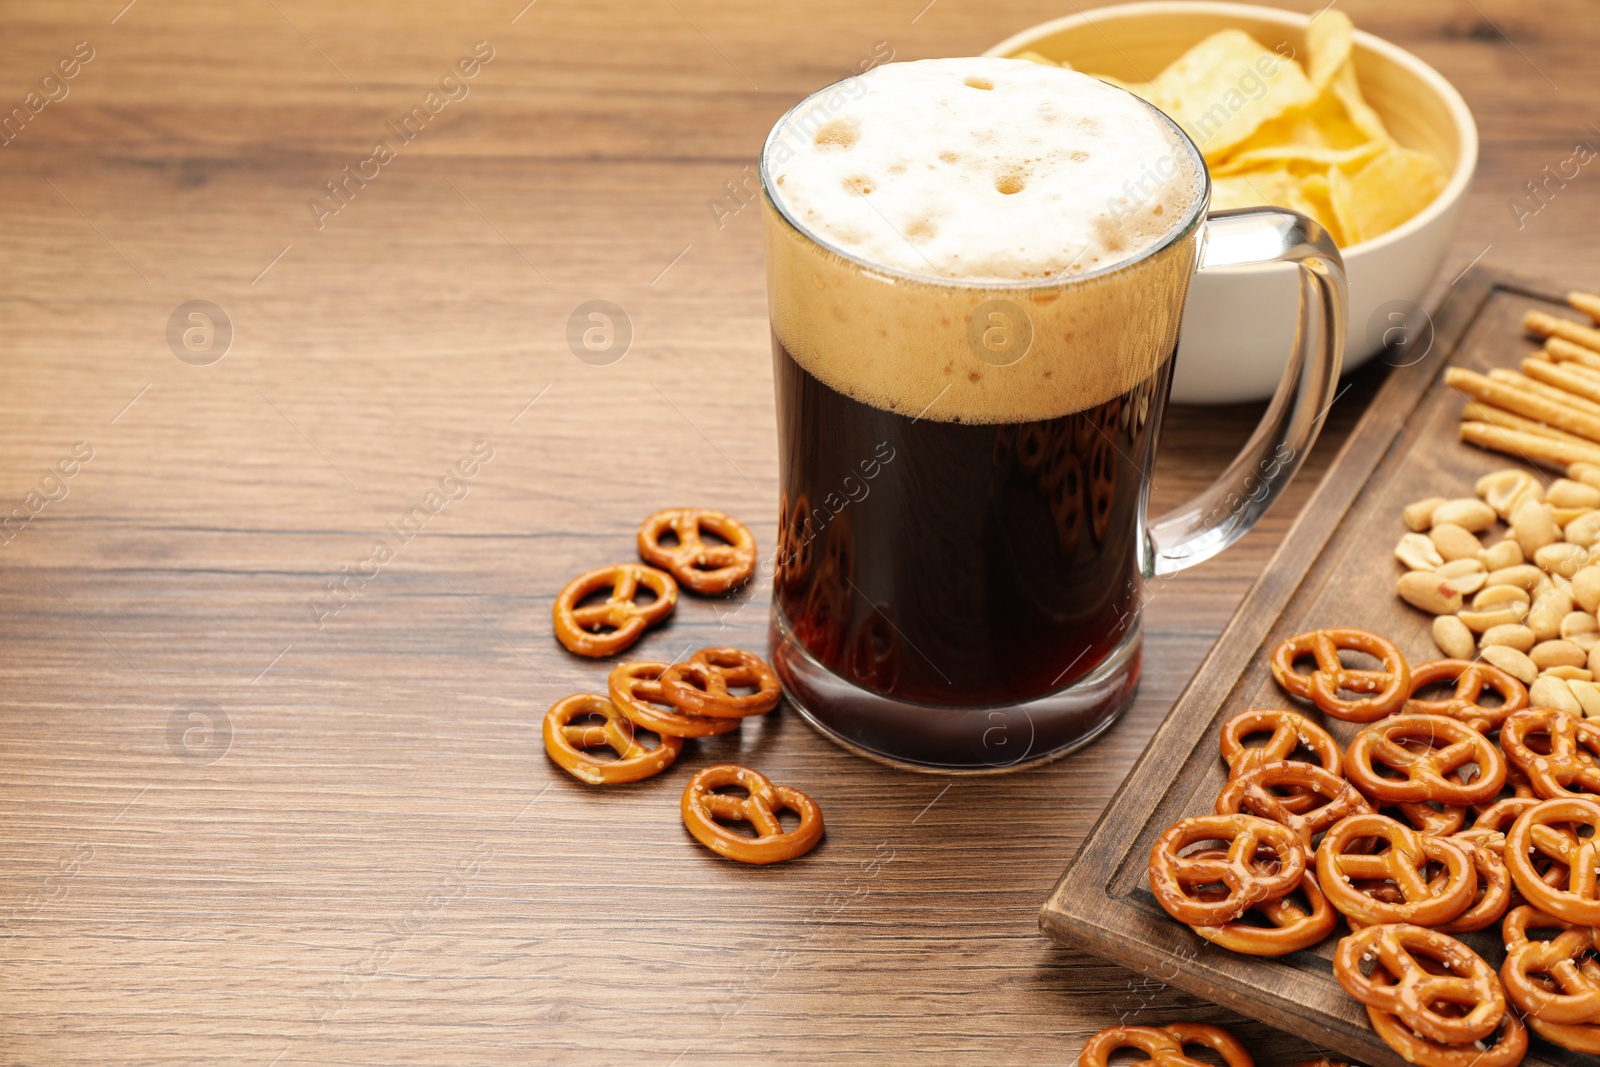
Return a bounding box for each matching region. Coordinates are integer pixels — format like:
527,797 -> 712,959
1524,309 -> 1600,353
1460,401 -> 1600,448
1569,290 -> 1600,323
1546,337 -> 1600,373
1487,368 -> 1600,417
1520,357 -> 1600,407
1540,351 -> 1600,390
1444,367 -> 1600,442
1460,421 -> 1600,469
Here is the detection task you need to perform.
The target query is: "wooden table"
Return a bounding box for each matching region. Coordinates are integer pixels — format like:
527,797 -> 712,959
2,1 -> 1595,1062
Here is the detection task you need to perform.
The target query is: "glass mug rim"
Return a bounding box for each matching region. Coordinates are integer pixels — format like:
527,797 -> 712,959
757,64 -> 1214,292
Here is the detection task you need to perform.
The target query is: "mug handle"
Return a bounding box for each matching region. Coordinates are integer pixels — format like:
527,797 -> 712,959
1146,207 -> 1347,577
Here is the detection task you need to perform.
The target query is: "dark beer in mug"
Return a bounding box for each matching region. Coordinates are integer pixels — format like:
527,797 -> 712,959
762,57 -> 1207,770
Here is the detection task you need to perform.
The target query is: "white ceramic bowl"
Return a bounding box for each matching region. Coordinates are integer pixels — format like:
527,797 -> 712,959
986,2 -> 1478,404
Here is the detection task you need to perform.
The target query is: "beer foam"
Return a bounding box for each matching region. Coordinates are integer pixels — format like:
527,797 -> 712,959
764,58 -> 1200,281
762,58 -> 1207,424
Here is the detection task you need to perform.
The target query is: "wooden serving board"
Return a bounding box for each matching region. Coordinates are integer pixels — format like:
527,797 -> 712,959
1041,266 -> 1588,1067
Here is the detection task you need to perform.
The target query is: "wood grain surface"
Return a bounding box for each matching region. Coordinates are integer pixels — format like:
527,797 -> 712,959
0,1 -> 1596,1064
1044,268 -> 1582,1067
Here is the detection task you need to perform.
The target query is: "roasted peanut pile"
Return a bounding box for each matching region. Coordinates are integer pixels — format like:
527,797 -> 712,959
1395,462 -> 1600,719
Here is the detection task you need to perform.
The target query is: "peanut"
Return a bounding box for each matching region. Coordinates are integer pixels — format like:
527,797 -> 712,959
1479,624 -> 1536,652
1543,665 -> 1593,681
1548,478 -> 1600,509
1395,533 -> 1443,571
1482,644 -> 1538,684
1511,499 -> 1561,556
1402,496 -> 1445,532
1561,611 -> 1599,639
1429,522 -> 1483,562
1480,539 -> 1524,570
1568,678 -> 1600,717
1570,462 -> 1600,493
1432,615 -> 1476,659
1528,588 -> 1574,641
1460,603 -> 1531,633
1485,564 -> 1544,591
1536,542 -> 1589,578
1553,506 -> 1592,526
1572,566 -> 1600,613
1474,584 -> 1534,610
1531,639 -> 1587,669
1570,632 -> 1600,652
1565,511 -> 1600,547
1396,571 -> 1464,615
1431,498 -> 1497,532
1478,468 -> 1543,521
1530,675 -> 1583,715
1435,558 -> 1486,594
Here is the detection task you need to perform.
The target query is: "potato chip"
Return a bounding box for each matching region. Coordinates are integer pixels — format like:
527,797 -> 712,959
1262,89 -> 1381,153
1340,145 -> 1448,242
1303,10 -> 1353,91
1211,132 -> 1385,176
1144,30 -> 1317,158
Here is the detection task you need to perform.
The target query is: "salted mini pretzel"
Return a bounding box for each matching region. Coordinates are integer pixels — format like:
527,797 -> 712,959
680,764 -> 823,865
637,508 -> 757,595
607,661 -> 739,739
1365,1002 -> 1526,1067
1269,628 -> 1411,722
659,647 -> 782,719
1501,707 -> 1600,799
1315,813 -> 1477,928
1505,796 -> 1600,926
1435,831 -> 1514,935
1501,904 -> 1600,1025
1403,658 -> 1527,733
1332,923 -> 1506,1047
1526,1015 -> 1600,1055
1481,796 -> 1580,898
542,694 -> 682,785
1078,1023 -> 1252,1067
1189,864 -> 1336,957
1157,1024 -> 1252,1067
1079,1027 -> 1191,1067
1218,709 -> 1342,814
1213,760 -> 1372,851
1147,814 -> 1307,927
552,563 -> 677,657
1344,713 -> 1507,806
